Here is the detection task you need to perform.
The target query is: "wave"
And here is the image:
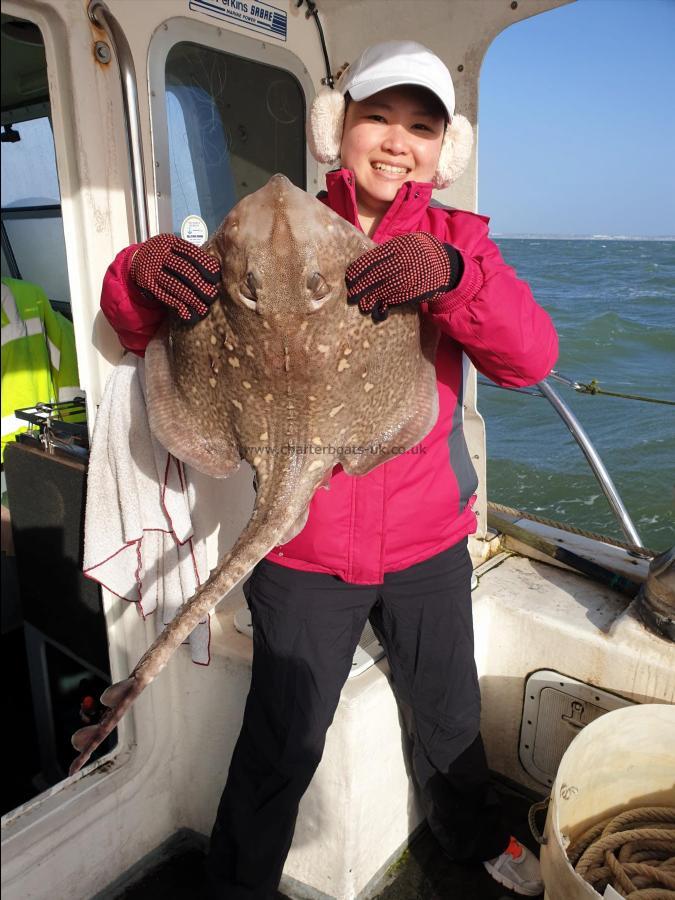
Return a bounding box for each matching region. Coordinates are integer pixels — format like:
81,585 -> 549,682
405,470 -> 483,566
480,240 -> 674,551
486,459 -> 673,551
565,312 -> 675,351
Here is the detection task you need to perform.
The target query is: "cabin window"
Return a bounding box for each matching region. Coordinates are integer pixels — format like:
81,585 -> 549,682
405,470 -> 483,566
1,117 -> 70,310
2,116 -> 61,203
1,12 -> 114,816
164,41 -> 305,236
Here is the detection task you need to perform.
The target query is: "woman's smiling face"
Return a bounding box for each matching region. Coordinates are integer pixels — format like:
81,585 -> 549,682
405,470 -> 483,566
339,85 -> 446,225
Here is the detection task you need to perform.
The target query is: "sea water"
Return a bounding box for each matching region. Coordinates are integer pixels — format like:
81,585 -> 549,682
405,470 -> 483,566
481,238 -> 675,551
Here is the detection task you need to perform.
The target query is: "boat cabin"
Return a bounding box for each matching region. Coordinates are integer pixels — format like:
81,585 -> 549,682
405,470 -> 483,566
1,1 -> 672,898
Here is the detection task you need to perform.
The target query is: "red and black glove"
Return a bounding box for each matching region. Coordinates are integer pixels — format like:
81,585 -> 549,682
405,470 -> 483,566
129,234 -> 221,323
345,232 -> 462,322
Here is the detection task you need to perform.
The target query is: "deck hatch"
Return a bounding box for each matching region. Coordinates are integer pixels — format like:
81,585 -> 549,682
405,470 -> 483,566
519,669 -> 633,787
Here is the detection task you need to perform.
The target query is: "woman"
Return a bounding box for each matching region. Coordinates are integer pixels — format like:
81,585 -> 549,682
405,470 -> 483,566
101,40 -> 557,899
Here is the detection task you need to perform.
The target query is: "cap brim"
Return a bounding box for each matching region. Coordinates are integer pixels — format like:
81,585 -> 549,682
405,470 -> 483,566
347,76 -> 453,121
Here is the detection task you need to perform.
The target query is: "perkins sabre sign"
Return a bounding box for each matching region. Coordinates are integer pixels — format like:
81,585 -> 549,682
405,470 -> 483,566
189,0 -> 287,41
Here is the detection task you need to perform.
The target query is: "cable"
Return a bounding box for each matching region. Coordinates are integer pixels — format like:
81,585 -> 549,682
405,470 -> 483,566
477,379 -> 544,397
552,370 -> 674,406
295,1 -> 334,88
478,372 -> 674,406
575,379 -> 675,406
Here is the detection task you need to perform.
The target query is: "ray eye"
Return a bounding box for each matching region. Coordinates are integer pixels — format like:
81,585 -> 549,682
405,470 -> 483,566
308,272 -> 329,300
241,272 -> 258,300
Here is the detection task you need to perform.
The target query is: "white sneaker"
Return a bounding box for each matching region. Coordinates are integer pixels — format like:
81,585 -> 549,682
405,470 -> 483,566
482,836 -> 544,896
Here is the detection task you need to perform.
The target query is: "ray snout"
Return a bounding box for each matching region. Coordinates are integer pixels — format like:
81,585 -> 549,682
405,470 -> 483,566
226,177 -> 341,316
268,172 -> 293,189
266,173 -> 320,218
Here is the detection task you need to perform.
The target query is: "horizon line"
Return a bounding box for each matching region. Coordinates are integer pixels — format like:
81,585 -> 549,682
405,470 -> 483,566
491,233 -> 675,241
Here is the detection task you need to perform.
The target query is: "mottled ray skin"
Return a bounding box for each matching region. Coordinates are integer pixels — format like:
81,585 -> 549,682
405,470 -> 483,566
69,175 -> 439,775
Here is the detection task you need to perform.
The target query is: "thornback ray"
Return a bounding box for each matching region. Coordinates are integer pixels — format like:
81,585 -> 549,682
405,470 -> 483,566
69,174 -> 439,775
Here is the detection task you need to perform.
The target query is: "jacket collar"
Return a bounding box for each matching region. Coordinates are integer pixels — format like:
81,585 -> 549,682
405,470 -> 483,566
324,168 -> 433,241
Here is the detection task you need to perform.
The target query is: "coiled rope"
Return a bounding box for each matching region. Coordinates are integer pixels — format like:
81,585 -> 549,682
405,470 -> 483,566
567,806 -> 675,898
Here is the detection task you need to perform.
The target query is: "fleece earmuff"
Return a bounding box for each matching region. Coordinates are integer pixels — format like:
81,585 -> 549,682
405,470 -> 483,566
306,85 -> 474,190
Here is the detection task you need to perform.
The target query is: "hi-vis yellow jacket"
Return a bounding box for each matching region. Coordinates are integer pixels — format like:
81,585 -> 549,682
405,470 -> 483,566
1,277 -> 80,461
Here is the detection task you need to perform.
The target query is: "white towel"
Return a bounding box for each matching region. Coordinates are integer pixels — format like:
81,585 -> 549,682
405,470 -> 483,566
84,355 -> 220,665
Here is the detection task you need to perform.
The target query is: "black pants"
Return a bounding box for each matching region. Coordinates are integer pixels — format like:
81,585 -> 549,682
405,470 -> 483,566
205,540 -> 509,898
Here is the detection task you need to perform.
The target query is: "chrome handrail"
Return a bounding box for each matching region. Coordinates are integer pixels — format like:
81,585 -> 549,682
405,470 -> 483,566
88,0 -> 149,242
537,377 -> 646,552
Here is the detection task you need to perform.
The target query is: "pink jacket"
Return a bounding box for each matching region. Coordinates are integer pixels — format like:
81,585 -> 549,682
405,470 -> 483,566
101,169 -> 558,584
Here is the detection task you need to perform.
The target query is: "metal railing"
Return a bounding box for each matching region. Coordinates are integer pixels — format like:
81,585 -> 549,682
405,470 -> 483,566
87,0 -> 149,242
478,371 -> 649,552
536,377 -> 645,551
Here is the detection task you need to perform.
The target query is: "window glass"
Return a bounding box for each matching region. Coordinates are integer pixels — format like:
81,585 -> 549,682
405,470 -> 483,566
1,117 -> 61,206
165,42 -> 305,236
166,90 -> 204,232
3,211 -> 70,303
1,113 -> 69,304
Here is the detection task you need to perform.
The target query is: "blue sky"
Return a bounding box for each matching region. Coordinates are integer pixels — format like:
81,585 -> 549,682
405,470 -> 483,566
478,0 -> 675,236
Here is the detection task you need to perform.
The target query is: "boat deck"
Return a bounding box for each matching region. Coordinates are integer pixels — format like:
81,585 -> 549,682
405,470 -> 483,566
99,781 -> 543,900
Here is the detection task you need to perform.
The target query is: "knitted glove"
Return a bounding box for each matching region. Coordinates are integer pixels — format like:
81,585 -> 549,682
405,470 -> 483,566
129,234 -> 221,323
345,232 -> 461,322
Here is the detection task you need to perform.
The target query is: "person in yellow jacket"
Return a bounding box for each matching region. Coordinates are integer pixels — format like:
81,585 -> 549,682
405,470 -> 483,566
1,276 -> 81,461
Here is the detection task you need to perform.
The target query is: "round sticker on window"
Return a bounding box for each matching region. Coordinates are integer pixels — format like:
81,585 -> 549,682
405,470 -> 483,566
181,215 -> 208,247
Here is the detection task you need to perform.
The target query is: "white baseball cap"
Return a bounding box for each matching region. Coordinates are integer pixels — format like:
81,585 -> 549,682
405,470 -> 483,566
339,41 -> 455,122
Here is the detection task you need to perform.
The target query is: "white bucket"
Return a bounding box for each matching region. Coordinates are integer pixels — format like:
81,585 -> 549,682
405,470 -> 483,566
539,703 -> 675,899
